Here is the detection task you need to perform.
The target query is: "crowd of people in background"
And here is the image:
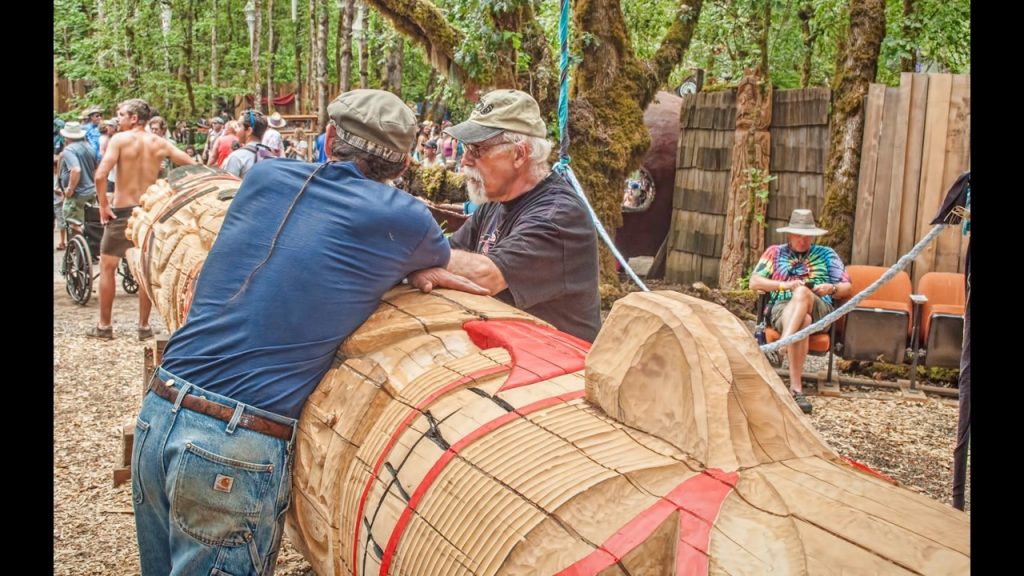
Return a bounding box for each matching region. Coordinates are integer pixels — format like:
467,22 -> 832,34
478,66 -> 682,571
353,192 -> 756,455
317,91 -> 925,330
54,103 -> 468,253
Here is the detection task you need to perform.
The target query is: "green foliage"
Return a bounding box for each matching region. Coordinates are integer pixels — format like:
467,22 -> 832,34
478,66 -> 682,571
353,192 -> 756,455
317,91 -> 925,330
877,0 -> 970,85
740,167 -> 776,225
55,0 -> 969,127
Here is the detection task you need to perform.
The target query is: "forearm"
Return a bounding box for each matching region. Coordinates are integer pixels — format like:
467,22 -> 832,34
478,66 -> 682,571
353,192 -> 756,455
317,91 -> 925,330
95,177 -> 108,207
66,171 -> 81,197
448,250 -> 508,294
749,275 -> 781,292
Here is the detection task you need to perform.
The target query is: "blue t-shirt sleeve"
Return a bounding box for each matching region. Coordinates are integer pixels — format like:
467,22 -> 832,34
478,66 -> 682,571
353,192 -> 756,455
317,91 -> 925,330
408,214 -> 451,271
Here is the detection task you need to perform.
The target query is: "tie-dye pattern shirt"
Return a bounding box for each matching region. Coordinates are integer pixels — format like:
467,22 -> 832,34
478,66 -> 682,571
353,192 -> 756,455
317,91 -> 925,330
753,243 -> 850,306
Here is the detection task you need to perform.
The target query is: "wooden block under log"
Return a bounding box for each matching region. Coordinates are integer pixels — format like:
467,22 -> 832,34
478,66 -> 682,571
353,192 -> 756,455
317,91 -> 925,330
112,467 -> 132,488
142,334 -> 170,401
112,421 -> 135,488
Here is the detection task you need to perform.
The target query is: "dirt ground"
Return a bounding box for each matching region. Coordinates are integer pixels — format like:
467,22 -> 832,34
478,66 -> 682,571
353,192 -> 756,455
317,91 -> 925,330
52,233 -> 968,575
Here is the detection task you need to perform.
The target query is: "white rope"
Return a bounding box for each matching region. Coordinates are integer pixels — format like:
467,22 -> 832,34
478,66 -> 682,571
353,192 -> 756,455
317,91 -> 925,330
554,163 -> 649,291
760,223 -> 947,353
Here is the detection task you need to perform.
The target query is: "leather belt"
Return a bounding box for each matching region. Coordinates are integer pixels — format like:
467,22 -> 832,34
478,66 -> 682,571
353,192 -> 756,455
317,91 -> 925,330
149,376 -> 294,441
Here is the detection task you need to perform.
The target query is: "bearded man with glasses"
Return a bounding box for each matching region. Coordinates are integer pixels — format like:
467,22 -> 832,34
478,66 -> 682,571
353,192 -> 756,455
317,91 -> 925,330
410,89 -> 602,342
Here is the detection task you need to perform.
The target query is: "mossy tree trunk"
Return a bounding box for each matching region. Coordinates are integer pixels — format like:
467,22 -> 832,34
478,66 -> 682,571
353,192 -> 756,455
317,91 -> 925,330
819,0 -> 886,262
719,70 -> 771,290
366,0 -> 704,296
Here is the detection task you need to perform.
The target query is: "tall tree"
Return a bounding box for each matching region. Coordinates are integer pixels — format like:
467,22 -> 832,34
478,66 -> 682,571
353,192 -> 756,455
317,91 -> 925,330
316,0 -> 329,127
267,0 -> 276,113
818,0 -> 886,261
293,0 -> 303,115
307,0 -> 317,113
797,2 -> 819,88
899,0 -> 916,72
211,0 -> 220,115
385,36 -> 403,94
364,0 -> 705,290
253,0 -> 264,111
183,0 -> 198,115
358,3 -> 369,88
340,0 -> 354,93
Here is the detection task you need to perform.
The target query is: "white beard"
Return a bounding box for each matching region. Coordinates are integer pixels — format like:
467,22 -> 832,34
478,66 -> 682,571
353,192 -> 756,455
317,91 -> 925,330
462,167 -> 488,205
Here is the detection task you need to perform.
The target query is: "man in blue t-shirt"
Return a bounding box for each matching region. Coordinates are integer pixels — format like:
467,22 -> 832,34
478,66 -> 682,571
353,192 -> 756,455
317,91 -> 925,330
313,129 -> 327,162
131,89 -> 486,576
82,105 -> 104,158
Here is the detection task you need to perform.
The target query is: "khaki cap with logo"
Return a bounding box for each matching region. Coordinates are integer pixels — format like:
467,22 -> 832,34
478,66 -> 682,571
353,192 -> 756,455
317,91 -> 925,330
445,89 -> 546,143
327,89 -> 417,163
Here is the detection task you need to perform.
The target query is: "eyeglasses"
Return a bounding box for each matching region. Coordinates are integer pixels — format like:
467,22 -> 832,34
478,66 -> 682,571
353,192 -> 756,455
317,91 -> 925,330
464,141 -> 510,159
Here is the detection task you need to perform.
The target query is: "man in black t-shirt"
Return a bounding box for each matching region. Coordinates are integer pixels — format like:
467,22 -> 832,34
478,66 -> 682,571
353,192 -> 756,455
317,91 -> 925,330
410,89 -> 601,342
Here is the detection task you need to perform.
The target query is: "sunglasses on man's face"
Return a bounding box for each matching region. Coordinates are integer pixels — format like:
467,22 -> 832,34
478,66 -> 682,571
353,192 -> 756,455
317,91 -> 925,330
464,141 -> 510,159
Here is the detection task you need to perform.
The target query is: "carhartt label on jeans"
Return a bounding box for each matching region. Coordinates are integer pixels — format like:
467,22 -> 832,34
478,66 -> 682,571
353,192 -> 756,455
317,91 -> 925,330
214,474 -> 234,493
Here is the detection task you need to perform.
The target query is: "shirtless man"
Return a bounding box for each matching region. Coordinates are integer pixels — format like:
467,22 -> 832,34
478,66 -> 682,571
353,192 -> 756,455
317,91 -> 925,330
89,98 -> 196,340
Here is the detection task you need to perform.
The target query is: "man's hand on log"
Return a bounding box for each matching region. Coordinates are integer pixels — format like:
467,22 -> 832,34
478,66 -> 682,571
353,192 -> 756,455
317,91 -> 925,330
409,267 -> 490,296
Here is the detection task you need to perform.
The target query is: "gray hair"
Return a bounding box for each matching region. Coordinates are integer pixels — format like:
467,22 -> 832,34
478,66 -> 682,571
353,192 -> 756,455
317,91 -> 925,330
496,132 -> 552,180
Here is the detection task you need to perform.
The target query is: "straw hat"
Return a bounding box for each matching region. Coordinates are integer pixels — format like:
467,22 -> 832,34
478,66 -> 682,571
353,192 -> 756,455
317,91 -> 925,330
776,209 -> 828,236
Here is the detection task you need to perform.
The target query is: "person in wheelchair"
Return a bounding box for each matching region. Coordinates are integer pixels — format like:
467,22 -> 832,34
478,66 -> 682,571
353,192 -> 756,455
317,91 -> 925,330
749,209 -> 851,414
57,122 -> 99,234
88,98 -> 195,341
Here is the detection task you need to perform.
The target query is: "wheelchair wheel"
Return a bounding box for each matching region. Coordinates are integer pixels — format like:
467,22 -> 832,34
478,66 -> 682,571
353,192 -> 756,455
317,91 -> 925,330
65,235 -> 93,305
120,258 -> 139,294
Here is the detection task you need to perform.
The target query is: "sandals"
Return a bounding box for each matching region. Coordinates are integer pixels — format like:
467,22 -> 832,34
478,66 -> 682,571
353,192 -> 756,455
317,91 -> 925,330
56,243 -> 66,251
791,389 -> 813,415
138,327 -> 155,341
85,326 -> 114,340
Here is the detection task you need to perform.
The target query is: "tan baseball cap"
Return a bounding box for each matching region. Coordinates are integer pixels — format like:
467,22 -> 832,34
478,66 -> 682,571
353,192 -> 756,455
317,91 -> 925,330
327,89 -> 417,163
445,89 -> 546,143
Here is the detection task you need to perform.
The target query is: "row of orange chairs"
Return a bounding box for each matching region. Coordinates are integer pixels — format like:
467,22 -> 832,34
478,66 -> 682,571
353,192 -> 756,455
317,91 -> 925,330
757,265 -> 966,380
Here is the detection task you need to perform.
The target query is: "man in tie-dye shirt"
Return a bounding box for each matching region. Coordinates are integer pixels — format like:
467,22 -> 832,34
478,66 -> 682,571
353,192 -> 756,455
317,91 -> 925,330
750,209 -> 851,414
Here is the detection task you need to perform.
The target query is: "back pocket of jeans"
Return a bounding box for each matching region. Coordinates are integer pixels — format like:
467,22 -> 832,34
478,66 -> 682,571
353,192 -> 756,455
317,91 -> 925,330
172,442 -> 275,547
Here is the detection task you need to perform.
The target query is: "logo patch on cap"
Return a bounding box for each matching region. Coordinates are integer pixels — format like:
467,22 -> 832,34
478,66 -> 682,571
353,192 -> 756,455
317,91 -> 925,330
214,474 -> 234,493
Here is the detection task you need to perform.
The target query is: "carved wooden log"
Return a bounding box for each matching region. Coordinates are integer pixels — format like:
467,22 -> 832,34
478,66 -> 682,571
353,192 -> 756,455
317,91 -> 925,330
128,167 -> 969,575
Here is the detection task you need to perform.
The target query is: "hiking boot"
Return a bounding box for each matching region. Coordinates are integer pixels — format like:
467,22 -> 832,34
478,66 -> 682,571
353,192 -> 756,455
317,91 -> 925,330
85,326 -> 114,340
791,389 -> 813,414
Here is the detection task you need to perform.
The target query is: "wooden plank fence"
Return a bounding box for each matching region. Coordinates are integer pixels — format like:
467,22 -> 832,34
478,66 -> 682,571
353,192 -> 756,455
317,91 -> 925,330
852,73 -> 970,285
666,87 -> 830,286
665,91 -> 735,286
666,74 -> 968,288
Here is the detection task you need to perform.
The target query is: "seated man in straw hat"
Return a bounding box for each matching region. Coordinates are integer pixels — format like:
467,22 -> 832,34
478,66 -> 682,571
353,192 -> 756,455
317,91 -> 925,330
749,208 -> 851,414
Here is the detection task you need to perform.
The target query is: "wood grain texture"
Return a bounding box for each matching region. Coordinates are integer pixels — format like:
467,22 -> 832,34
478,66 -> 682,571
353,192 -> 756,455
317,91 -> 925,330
129,173 -> 969,574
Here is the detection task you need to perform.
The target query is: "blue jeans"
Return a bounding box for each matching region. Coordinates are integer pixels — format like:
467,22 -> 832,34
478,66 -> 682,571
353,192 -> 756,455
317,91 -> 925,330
132,367 -> 297,576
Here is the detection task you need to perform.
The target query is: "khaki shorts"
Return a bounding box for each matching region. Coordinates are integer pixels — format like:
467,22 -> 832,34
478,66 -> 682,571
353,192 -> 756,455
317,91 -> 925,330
770,295 -> 833,332
62,195 -> 93,224
100,206 -> 137,257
